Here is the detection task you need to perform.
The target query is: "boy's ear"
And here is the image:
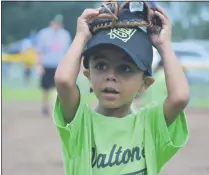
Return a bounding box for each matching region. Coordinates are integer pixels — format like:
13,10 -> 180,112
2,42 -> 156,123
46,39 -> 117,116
83,69 -> 90,80
139,76 -> 155,93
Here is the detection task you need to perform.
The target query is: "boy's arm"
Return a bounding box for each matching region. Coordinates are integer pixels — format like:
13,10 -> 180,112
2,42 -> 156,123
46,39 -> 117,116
149,7 -> 190,125
55,34 -> 88,123
54,9 -> 99,123
159,43 -> 189,125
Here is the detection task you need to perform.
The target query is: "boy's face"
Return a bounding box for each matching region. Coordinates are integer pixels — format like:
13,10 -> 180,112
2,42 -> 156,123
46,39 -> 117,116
84,46 -> 154,108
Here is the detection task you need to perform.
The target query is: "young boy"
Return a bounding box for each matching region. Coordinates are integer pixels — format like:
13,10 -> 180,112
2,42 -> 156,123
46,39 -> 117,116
54,7 -> 189,175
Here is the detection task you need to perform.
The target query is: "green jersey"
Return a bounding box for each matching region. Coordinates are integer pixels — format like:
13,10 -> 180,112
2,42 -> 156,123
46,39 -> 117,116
53,94 -> 188,175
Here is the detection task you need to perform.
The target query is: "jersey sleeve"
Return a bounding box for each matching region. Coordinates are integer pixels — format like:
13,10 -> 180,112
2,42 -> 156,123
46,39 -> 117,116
53,88 -> 91,158
145,101 -> 189,172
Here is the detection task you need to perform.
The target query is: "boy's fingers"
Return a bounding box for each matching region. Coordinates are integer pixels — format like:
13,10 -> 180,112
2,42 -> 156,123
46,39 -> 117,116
154,11 -> 168,26
81,9 -> 100,19
156,7 -> 169,20
147,26 -> 154,34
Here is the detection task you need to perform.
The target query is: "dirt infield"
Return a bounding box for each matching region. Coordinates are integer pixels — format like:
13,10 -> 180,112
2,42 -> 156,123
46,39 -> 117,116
2,101 -> 209,175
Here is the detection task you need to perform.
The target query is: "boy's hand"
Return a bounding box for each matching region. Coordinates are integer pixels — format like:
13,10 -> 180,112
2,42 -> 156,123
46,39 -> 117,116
147,8 -> 190,125
76,9 -> 100,41
148,7 -> 172,51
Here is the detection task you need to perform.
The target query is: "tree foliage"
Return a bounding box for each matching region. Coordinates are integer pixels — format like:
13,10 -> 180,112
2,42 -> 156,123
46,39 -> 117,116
2,1 -> 95,44
2,1 -> 209,45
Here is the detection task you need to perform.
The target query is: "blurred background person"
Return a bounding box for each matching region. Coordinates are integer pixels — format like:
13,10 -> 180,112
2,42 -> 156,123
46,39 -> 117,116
21,36 -> 35,86
36,14 -> 72,116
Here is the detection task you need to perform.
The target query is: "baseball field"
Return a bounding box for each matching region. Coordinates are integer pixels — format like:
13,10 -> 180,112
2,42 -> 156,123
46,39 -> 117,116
2,64 -> 209,175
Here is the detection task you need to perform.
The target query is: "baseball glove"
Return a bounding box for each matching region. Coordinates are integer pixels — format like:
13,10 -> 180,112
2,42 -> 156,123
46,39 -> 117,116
88,0 -> 162,34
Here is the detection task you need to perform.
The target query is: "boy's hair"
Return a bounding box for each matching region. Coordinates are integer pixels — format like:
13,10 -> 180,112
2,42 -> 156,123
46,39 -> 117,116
82,27 -> 154,76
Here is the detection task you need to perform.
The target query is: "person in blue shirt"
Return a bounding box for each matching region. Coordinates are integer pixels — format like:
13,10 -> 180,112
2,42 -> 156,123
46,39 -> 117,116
36,14 -> 72,116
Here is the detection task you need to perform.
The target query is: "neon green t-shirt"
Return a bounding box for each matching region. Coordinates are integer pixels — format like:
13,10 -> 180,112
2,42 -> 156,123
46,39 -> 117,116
53,94 -> 188,175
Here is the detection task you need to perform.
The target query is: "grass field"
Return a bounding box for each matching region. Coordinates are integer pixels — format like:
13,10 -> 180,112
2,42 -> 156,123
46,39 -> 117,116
2,75 -> 209,108
2,63 -> 209,107
2,70 -> 98,105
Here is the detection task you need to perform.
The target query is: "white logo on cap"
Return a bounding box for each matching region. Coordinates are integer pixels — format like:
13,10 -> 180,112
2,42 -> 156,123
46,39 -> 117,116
107,28 -> 137,43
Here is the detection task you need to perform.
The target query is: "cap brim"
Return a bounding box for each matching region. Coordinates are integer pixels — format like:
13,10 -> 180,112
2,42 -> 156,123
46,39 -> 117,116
83,43 -> 147,73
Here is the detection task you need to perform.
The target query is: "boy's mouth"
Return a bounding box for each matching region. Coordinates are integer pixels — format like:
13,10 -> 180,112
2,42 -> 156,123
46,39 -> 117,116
102,87 -> 119,94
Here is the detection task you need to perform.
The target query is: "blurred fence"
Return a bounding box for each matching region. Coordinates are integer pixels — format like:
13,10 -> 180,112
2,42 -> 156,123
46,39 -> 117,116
2,61 -> 209,108
2,62 -> 39,88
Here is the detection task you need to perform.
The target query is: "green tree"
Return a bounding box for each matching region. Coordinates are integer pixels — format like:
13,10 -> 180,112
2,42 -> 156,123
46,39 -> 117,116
2,2 -> 96,44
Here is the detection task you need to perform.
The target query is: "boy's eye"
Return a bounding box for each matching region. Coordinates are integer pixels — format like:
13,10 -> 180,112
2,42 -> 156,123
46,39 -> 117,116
119,64 -> 132,73
95,62 -> 107,71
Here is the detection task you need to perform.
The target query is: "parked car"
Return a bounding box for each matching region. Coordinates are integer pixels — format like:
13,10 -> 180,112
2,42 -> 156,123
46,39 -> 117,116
184,39 -> 209,53
172,42 -> 209,82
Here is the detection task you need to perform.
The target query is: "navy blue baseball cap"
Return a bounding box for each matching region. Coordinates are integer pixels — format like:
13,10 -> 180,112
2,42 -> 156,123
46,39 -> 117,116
82,27 -> 153,76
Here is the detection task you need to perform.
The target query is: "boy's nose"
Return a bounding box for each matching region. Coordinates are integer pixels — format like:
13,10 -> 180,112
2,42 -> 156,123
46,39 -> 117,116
106,74 -> 116,82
